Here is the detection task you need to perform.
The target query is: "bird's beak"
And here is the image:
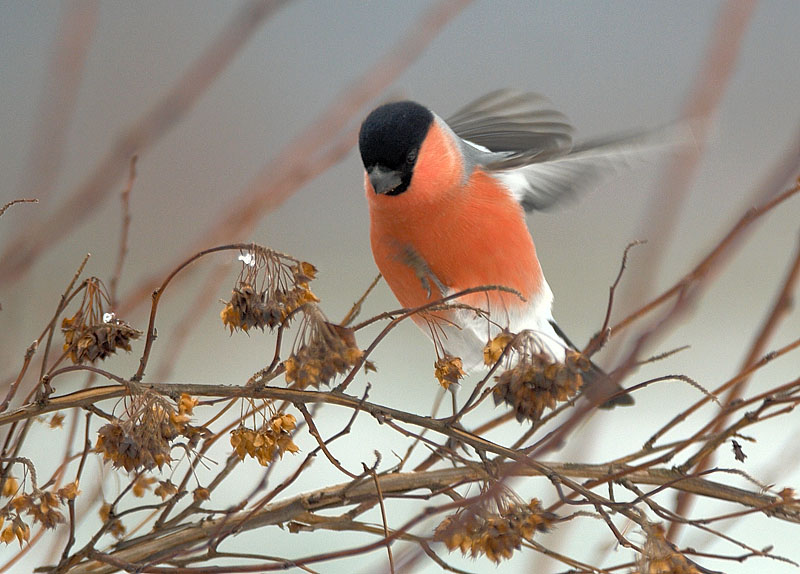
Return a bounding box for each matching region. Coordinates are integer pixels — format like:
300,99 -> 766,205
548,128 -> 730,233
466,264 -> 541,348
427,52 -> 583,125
367,166 -> 402,195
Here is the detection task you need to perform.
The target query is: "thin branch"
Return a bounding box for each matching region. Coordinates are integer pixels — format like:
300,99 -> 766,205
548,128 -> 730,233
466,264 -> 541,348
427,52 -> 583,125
341,274 -> 382,327
585,239 -> 646,357
0,198 -> 39,218
667,233 -> 800,537
58,412 -> 93,564
0,341 -> 38,413
110,155 -> 137,307
296,403 -> 359,480
367,467 -> 395,574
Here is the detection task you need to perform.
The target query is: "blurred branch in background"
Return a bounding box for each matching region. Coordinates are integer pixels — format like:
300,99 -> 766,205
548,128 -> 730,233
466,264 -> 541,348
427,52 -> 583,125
621,0 -> 758,309
12,0 -> 98,222
0,0 -> 288,286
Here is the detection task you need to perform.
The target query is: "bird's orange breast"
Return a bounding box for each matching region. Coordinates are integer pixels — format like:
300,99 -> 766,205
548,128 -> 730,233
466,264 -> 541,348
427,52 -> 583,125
367,165 -> 543,316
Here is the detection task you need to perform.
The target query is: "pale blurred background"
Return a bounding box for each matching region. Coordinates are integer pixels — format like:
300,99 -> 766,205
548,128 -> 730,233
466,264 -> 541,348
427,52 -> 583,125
1,1 -> 800,572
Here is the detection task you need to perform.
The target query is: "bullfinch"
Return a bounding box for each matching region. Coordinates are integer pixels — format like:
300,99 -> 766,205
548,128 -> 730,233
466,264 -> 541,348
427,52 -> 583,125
358,90 -> 661,407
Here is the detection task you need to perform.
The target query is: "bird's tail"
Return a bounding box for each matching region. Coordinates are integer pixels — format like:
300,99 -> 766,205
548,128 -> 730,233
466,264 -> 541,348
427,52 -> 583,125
583,363 -> 635,409
548,320 -> 633,408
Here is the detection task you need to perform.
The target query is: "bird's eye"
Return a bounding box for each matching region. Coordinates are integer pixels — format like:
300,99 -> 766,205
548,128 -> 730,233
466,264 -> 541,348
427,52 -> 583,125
406,149 -> 417,164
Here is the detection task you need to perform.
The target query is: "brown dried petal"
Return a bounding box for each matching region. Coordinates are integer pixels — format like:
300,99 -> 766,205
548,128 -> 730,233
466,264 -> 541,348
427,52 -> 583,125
483,331 -> 515,366
434,355 -> 465,389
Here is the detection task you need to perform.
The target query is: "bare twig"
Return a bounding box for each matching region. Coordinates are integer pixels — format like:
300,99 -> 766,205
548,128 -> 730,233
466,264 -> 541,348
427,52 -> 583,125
296,403 -> 359,479
0,198 -> 39,218
110,155 -> 137,307
0,341 -> 38,413
341,274 -> 382,327
584,239 -> 646,357
58,412 -> 93,564
367,466 -> 395,574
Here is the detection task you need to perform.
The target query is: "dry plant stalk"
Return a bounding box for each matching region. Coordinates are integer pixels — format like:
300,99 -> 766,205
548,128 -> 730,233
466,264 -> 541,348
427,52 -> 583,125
0,177 -> 799,574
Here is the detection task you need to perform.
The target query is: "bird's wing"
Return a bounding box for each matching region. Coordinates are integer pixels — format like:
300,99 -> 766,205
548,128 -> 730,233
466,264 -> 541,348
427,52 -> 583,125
446,89 -> 573,165
448,90 -> 692,212
491,125 -> 692,212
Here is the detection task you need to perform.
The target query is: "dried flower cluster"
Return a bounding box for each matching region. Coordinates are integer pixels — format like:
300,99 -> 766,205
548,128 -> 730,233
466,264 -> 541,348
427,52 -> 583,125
12,490 -> 63,529
434,499 -> 555,563
0,516 -> 30,547
1,480 -> 79,546
1,477 -> 29,546
220,248 -> 318,333
636,523 -> 701,574
61,278 -> 141,364
434,354 -> 465,389
284,311 -> 368,388
96,392 -> 201,472
491,331 -> 590,421
230,412 -> 299,466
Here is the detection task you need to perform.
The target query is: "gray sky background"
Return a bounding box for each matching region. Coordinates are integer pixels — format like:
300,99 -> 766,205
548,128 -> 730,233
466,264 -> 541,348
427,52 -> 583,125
2,1 -> 800,572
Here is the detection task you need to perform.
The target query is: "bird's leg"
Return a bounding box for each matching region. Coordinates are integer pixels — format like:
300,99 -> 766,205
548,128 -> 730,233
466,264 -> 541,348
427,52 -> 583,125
397,244 -> 447,298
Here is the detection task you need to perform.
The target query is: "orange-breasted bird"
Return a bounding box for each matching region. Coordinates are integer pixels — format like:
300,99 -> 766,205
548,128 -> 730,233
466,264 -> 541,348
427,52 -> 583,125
358,90 -> 671,407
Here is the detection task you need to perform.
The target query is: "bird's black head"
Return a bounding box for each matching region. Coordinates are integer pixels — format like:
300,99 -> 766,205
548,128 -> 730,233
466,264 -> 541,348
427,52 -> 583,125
358,100 -> 433,196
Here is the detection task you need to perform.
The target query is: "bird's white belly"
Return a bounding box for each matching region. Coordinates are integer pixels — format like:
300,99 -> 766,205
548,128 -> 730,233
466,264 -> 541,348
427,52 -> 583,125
433,277 -> 567,370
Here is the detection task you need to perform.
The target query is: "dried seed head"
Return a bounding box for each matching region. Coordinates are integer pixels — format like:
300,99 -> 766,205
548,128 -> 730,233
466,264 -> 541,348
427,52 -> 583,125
60,278 -> 140,364
230,412 -> 299,466
493,340 -> 589,422
221,248 -> 319,333
62,318 -> 142,364
99,502 -> 126,539
61,278 -> 141,364
434,498 -> 555,564
638,523 -> 701,574
11,491 -> 65,529
192,487 -> 210,503
57,482 -> 80,501
96,391 -> 200,473
2,477 -> 19,498
284,311 -> 364,388
0,517 -> 30,547
155,480 -> 179,501
178,393 -> 199,416
132,475 -> 157,498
